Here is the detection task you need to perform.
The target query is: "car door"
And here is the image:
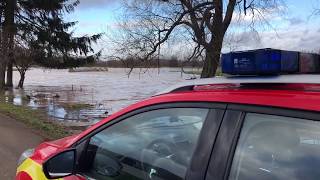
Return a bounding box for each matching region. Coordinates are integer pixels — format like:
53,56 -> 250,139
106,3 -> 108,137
206,104 -> 320,180
72,102 -> 226,180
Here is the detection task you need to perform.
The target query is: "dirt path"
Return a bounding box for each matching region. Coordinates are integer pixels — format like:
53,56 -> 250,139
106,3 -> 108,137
0,113 -> 44,179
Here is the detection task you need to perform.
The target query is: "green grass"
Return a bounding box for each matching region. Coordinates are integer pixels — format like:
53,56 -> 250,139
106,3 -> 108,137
60,102 -> 93,110
0,102 -> 71,140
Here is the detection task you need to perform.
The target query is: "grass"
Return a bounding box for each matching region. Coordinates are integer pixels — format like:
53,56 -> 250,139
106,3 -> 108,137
0,102 -> 71,140
60,102 -> 93,110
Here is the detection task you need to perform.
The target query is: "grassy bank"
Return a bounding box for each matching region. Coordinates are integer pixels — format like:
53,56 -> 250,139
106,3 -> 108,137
0,102 -> 71,140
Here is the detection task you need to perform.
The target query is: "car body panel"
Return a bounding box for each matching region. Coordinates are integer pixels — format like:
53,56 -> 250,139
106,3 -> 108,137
16,86 -> 320,179
30,134 -> 81,164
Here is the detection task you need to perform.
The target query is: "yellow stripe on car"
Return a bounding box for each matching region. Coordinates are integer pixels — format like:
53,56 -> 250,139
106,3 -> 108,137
17,158 -> 63,180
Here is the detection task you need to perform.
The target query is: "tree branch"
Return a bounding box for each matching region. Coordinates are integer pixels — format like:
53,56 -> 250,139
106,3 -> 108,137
223,0 -> 237,33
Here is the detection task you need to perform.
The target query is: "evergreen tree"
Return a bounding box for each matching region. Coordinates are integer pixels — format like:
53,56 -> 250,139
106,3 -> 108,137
0,0 -> 102,89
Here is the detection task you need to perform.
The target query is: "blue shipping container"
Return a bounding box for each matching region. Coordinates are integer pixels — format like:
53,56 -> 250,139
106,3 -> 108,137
221,53 -> 233,74
281,51 -> 299,73
222,49 -> 282,75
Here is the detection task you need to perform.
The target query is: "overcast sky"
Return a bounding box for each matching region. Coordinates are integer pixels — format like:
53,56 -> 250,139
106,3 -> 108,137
65,0 -> 320,57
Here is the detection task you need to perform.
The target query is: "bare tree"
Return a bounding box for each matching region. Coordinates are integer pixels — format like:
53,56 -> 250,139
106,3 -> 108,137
313,1 -> 320,16
14,45 -> 35,88
113,0 -> 282,78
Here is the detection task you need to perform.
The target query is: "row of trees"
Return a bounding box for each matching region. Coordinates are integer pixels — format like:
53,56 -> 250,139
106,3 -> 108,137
112,0 -> 282,78
101,56 -> 201,68
0,0 -> 101,89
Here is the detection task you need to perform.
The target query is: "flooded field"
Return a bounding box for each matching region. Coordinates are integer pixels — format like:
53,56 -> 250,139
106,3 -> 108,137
7,68 -> 198,127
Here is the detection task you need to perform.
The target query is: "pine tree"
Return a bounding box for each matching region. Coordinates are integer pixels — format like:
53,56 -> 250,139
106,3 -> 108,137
0,0 -> 102,89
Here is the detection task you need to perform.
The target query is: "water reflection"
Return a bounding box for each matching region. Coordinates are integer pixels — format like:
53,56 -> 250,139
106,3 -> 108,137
13,96 -> 22,106
3,68 -> 196,127
2,86 -> 110,128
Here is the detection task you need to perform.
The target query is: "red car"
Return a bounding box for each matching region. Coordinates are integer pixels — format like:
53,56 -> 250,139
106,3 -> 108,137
16,74 -> 320,180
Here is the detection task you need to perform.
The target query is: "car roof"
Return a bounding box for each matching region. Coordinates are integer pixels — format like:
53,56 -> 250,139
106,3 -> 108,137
153,89 -> 320,111
156,75 -> 320,95
151,75 -> 320,112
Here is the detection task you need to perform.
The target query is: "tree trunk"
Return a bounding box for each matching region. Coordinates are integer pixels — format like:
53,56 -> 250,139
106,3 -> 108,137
5,0 -> 16,88
6,29 -> 15,88
200,43 -> 222,78
18,71 -> 25,89
0,64 -> 6,89
1,0 -> 16,89
6,60 -> 13,87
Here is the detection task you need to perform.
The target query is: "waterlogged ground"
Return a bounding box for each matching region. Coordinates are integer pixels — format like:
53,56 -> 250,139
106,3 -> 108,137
6,68 -> 198,127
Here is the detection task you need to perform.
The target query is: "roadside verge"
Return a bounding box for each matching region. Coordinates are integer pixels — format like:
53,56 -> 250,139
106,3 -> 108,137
0,102 -> 71,140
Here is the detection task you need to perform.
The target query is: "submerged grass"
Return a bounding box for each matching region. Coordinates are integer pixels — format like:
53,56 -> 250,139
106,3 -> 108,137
60,102 -> 93,110
0,101 -> 71,140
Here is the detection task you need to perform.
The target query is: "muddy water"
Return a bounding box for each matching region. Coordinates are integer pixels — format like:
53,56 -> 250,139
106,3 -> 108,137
8,68 -> 198,127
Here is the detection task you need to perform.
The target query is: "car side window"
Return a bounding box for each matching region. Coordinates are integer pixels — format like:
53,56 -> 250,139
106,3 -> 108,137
80,108 -> 209,180
228,113 -> 320,180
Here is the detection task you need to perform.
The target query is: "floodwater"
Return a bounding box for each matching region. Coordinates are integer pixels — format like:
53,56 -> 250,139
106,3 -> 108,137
7,68 -> 198,127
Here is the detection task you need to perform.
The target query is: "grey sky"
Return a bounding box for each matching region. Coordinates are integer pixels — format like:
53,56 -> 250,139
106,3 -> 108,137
223,25 -> 320,53
69,0 -> 320,57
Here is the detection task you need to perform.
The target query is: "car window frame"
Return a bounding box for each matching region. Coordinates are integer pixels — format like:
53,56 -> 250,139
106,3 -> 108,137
72,102 -> 227,180
205,103 -> 320,180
